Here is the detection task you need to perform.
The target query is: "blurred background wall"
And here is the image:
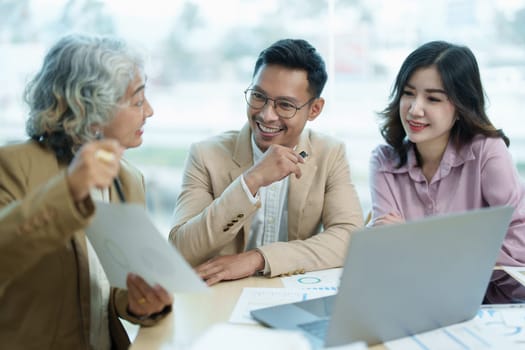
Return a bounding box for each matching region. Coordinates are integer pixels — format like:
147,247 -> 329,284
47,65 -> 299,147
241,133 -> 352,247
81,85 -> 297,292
1,0 -> 524,233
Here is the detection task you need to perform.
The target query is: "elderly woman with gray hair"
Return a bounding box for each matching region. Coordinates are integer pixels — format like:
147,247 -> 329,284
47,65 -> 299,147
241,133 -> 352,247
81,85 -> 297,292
0,34 -> 172,349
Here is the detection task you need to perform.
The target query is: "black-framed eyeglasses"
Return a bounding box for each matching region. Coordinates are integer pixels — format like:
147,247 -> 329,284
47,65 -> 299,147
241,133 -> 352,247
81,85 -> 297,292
243,88 -> 316,120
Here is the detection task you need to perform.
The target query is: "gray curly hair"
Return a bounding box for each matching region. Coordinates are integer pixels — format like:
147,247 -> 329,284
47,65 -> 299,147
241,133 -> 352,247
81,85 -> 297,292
24,33 -> 145,161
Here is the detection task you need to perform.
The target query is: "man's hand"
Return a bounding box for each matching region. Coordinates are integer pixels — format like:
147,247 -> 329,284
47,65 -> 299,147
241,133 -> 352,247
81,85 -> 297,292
371,213 -> 405,227
243,144 -> 305,196
196,250 -> 265,286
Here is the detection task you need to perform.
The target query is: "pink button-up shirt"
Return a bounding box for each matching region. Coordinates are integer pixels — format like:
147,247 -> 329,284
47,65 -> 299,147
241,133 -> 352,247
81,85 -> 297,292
369,135 -> 525,266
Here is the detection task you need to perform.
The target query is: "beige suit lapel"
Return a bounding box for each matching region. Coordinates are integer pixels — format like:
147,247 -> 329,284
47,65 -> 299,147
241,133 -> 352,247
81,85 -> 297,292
229,123 -> 254,180
288,130 -> 316,240
229,124 -> 255,248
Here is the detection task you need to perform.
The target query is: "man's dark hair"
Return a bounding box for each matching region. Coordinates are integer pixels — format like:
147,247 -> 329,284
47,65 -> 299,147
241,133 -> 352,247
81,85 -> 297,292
253,39 -> 328,97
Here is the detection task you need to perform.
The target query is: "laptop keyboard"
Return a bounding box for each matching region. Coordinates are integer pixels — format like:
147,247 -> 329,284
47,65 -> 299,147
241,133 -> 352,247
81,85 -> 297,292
297,319 -> 330,339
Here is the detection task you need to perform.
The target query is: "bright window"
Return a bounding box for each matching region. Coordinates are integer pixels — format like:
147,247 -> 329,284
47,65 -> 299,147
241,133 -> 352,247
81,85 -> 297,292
1,0 -> 524,231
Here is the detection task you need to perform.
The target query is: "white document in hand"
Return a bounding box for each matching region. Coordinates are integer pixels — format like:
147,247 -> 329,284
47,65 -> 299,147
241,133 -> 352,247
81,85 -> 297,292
85,202 -> 207,294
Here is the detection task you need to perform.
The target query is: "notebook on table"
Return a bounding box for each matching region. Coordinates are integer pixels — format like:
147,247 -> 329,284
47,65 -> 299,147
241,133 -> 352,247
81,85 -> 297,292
251,206 -> 514,348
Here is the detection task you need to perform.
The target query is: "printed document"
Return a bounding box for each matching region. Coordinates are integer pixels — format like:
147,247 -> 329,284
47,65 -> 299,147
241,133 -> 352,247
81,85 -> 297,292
86,202 -> 207,294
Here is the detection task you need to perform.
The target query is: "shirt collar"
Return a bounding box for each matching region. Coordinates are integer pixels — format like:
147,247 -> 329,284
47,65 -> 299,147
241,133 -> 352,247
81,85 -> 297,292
382,137 -> 477,181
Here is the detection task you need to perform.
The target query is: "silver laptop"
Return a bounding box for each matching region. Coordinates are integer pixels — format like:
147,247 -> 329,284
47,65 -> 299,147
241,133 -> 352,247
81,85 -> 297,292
251,206 -> 514,348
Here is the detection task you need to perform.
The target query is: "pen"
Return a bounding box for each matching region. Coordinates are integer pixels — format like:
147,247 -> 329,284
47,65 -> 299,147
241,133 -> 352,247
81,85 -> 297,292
113,176 -> 126,203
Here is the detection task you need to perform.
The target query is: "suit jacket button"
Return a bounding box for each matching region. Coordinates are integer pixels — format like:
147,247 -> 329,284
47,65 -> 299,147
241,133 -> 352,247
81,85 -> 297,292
237,214 -> 244,218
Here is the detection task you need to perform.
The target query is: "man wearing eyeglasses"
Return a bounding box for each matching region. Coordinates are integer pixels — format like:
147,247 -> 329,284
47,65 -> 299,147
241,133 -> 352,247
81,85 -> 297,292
169,39 -> 364,285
